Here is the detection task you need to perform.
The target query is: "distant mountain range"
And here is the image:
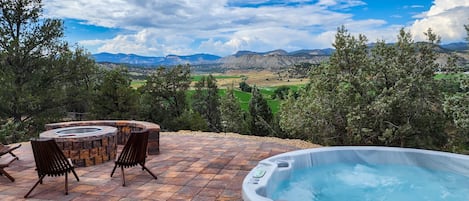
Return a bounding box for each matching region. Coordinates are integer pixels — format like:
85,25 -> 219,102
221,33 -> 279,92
92,42 -> 468,70
92,52 -> 221,66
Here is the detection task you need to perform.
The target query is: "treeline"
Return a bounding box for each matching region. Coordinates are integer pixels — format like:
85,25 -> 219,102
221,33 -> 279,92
280,26 -> 469,152
0,1 -> 468,152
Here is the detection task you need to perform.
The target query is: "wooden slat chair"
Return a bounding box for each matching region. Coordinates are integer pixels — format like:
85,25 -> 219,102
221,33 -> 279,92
0,143 -> 21,182
111,131 -> 157,186
0,143 -> 21,160
24,138 -> 79,198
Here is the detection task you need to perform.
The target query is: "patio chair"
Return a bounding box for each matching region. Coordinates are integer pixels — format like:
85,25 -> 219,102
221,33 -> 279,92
0,143 -> 21,160
0,143 -> 21,182
24,138 -> 79,198
111,131 -> 157,186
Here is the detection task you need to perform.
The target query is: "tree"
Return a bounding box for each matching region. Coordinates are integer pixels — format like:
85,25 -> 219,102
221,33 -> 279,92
249,86 -> 273,136
442,23 -> 469,151
280,26 -> 447,149
61,46 -> 98,117
271,85 -> 291,100
367,29 -> 446,148
220,86 -> 249,134
139,65 -> 191,130
91,67 -> 138,119
0,0 -> 67,124
239,81 -> 252,92
0,0 -> 99,142
192,74 -> 221,132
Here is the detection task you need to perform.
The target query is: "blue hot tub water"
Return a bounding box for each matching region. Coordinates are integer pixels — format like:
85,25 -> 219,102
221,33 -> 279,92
271,163 -> 469,201
242,147 -> 469,201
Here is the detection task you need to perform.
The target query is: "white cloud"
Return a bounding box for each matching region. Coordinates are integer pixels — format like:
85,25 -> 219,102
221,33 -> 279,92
410,0 -> 469,42
43,0 -> 440,56
43,0 -> 370,55
79,39 -> 106,46
317,0 -> 366,8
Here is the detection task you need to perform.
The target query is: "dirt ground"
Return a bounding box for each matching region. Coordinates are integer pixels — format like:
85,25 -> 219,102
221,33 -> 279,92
214,70 -> 308,88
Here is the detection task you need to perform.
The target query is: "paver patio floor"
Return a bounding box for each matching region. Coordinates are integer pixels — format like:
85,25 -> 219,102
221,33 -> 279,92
0,132 -> 311,200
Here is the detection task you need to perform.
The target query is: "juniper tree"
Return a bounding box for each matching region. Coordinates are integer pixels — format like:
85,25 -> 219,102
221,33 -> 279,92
280,26 -> 448,149
192,74 -> 221,132
139,65 -> 191,130
91,67 -> 138,119
220,86 -> 248,134
442,24 -> 469,151
249,86 -> 273,136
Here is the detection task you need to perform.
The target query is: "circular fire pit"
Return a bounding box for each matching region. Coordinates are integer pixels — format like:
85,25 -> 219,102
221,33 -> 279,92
40,126 -> 117,167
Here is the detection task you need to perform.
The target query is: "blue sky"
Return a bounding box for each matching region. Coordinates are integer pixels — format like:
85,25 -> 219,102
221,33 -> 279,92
42,0 -> 469,56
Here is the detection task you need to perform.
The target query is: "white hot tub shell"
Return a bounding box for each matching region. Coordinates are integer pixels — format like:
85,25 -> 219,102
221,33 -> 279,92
242,146 -> 469,201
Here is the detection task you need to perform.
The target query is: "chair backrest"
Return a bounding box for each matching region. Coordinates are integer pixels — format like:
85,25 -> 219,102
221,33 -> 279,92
30,138 -> 74,177
116,132 -> 149,167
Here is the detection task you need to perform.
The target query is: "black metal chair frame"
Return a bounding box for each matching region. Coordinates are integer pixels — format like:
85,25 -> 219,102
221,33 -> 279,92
111,131 -> 157,186
25,138 -> 79,198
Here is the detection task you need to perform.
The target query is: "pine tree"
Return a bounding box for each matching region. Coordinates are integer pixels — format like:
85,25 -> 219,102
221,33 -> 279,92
0,0 -> 97,140
0,0 -> 67,123
192,74 -> 221,132
220,86 -> 248,134
249,86 -> 273,136
92,68 -> 138,119
139,65 -> 191,130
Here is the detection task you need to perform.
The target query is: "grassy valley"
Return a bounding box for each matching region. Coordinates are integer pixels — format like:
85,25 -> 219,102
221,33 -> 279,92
132,70 -> 308,114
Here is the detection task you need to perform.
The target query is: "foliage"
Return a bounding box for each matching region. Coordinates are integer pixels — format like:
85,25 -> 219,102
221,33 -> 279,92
0,0 -> 66,123
280,26 -> 447,149
171,110 -> 208,131
442,24 -> 469,151
91,68 -> 138,119
61,47 -> 98,115
288,63 -> 317,78
239,81 -> 252,92
220,86 -> 249,134
271,85 -> 292,100
192,74 -> 222,132
0,0 -> 99,141
139,65 -> 191,130
249,86 -> 273,136
0,121 -> 28,144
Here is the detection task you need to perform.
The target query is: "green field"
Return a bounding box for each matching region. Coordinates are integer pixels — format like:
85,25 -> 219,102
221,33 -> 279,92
187,85 -> 303,114
131,80 -> 146,89
131,75 -> 244,89
131,73 -> 306,114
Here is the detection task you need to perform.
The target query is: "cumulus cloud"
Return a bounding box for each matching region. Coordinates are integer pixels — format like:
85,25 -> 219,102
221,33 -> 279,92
42,0 -> 451,56
44,0 -> 371,55
410,0 -> 469,42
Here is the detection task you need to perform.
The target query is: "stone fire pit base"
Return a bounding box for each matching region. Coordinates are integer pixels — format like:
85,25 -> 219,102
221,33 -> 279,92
40,126 -> 118,167
45,120 -> 160,155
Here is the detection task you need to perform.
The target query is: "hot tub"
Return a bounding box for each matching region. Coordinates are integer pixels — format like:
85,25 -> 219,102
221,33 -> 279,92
40,126 -> 118,167
242,146 -> 469,201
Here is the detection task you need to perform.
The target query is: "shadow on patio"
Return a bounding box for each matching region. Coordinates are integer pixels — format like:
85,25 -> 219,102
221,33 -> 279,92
0,131 -> 318,201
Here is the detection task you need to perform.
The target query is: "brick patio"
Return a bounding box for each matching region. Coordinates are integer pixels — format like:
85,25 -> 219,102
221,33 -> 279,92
0,132 -> 308,200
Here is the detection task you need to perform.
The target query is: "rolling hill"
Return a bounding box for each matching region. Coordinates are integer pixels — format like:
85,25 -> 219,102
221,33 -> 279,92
92,42 -> 468,71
